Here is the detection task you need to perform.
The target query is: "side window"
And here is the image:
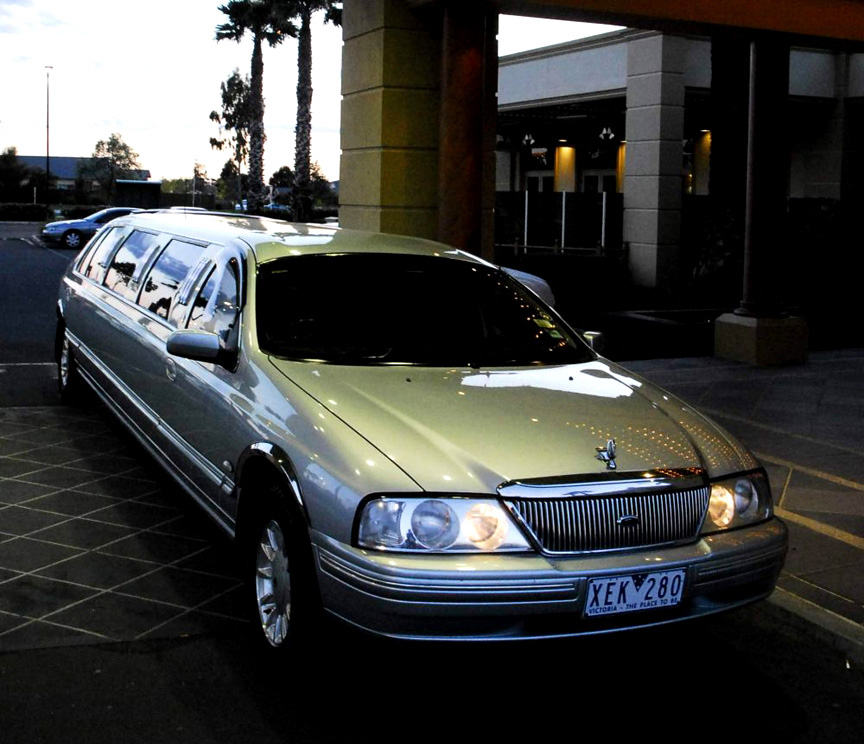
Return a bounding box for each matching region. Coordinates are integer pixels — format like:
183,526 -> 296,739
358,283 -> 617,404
187,261 -> 239,344
103,230 -> 160,300
80,227 -> 125,281
137,240 -> 206,322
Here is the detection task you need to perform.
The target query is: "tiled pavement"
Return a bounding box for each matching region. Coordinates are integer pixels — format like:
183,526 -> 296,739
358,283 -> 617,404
0,405 -> 247,652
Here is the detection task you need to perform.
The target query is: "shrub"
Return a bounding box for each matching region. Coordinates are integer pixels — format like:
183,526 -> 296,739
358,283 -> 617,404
0,203 -> 51,221
60,205 -> 109,219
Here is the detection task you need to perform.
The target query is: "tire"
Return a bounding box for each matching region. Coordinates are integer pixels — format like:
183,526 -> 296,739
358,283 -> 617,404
246,482 -> 319,652
55,322 -> 84,403
62,230 -> 83,249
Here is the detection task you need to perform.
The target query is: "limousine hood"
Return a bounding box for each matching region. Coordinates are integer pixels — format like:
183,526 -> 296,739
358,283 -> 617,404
269,358 -> 757,493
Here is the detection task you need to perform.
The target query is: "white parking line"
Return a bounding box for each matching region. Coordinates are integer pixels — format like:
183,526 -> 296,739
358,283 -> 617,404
774,507 -> 864,551
755,451 -> 864,493
24,236 -> 70,260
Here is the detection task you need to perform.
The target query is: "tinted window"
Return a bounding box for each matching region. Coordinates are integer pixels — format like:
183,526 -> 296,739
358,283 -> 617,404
103,230 -> 160,300
187,262 -> 239,344
93,209 -> 127,224
80,226 -> 125,280
138,239 -> 206,321
256,254 -> 591,367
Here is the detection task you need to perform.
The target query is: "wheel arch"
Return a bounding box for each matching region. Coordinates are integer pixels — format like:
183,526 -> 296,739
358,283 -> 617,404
235,442 -> 309,543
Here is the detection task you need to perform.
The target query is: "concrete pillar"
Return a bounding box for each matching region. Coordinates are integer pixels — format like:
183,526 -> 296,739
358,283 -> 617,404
835,54 -> 863,202
789,53 -> 847,199
340,0 -> 496,258
715,39 -> 808,365
339,0 -> 441,238
623,34 -> 685,289
438,5 -> 498,259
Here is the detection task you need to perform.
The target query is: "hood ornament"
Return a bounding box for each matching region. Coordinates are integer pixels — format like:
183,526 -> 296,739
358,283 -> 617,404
595,438 -> 617,470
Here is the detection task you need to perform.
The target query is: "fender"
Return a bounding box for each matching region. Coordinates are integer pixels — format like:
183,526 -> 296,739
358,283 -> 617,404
235,441 -> 309,524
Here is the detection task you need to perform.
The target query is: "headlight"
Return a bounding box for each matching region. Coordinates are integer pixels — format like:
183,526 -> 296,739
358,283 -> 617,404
357,496 -> 532,553
702,471 -> 772,533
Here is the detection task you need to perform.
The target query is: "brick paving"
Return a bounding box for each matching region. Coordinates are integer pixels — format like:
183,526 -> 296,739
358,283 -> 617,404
0,405 -> 246,651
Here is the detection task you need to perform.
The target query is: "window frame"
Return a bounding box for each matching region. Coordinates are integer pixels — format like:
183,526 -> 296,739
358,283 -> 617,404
75,225 -> 132,283
101,228 -> 163,302
135,237 -> 209,325
182,246 -> 246,362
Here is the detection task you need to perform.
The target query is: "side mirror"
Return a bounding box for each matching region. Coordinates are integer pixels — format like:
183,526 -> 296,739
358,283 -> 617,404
581,330 -> 605,354
167,329 -> 227,364
501,267 -> 556,308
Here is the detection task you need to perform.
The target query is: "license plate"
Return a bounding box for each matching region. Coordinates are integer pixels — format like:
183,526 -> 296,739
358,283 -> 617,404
584,569 -> 686,618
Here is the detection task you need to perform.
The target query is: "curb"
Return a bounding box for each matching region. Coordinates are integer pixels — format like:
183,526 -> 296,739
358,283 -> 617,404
767,587 -> 864,667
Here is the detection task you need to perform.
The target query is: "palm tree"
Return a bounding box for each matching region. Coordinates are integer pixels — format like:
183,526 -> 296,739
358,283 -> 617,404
285,1 -> 341,221
217,0 -> 296,210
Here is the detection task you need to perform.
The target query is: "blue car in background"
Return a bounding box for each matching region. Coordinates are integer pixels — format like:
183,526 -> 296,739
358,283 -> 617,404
42,207 -> 142,249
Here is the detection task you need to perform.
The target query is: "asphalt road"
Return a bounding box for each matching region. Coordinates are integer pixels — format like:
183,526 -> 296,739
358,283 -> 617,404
0,609 -> 863,743
1,222 -> 863,743
0,224 -> 71,406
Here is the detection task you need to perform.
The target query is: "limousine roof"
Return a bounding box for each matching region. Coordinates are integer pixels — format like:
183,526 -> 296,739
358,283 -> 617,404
113,210 -> 481,266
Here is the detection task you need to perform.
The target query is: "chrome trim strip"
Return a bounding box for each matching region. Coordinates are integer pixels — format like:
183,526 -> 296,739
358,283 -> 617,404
317,548 -> 577,600
497,468 -> 706,500
178,257 -> 214,306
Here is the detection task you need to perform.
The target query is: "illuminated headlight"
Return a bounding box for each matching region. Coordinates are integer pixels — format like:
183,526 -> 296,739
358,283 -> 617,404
702,472 -> 772,533
43,225 -> 62,233
357,497 -> 532,553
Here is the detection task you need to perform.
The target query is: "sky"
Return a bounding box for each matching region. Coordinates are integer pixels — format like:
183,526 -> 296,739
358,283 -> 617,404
0,0 -> 620,183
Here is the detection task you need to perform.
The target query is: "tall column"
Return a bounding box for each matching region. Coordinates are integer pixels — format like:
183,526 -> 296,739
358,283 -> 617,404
715,39 -> 808,364
340,0 -> 496,258
623,33 -> 685,289
339,0 -> 442,238
738,40 -> 790,316
437,5 -> 497,259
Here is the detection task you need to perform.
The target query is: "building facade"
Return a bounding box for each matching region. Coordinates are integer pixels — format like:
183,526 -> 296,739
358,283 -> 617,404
496,29 -> 864,291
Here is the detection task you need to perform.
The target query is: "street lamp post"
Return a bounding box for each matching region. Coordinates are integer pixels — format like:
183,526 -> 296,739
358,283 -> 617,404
45,65 -> 53,210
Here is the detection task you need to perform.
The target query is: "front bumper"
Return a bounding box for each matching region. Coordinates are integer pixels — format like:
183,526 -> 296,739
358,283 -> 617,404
312,518 -> 788,640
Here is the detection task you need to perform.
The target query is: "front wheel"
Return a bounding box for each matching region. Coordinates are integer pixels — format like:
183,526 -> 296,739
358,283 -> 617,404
247,483 -> 319,651
62,230 -> 83,249
255,516 -> 294,647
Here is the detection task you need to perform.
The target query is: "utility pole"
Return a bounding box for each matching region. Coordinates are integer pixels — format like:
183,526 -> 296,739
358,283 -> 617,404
45,65 -> 53,210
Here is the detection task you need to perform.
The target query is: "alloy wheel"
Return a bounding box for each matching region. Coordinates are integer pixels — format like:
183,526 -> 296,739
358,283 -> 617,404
255,519 -> 292,647
58,336 -> 71,390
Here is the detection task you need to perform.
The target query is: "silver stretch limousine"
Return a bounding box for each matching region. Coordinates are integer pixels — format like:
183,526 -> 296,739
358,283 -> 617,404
56,210 -> 787,649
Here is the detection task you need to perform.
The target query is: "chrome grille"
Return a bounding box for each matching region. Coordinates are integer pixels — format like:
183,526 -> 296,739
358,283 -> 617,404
505,486 -> 710,554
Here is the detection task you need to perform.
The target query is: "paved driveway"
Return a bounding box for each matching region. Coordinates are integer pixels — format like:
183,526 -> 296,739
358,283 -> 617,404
0,403 -> 247,651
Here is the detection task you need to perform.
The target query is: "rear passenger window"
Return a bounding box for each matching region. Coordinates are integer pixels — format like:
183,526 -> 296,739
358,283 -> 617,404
138,240 -> 206,321
80,227 -> 126,281
103,230 -> 160,300
187,262 -> 240,344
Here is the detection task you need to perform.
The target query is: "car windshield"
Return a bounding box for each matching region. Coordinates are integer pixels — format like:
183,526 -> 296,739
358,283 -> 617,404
257,253 -> 592,367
